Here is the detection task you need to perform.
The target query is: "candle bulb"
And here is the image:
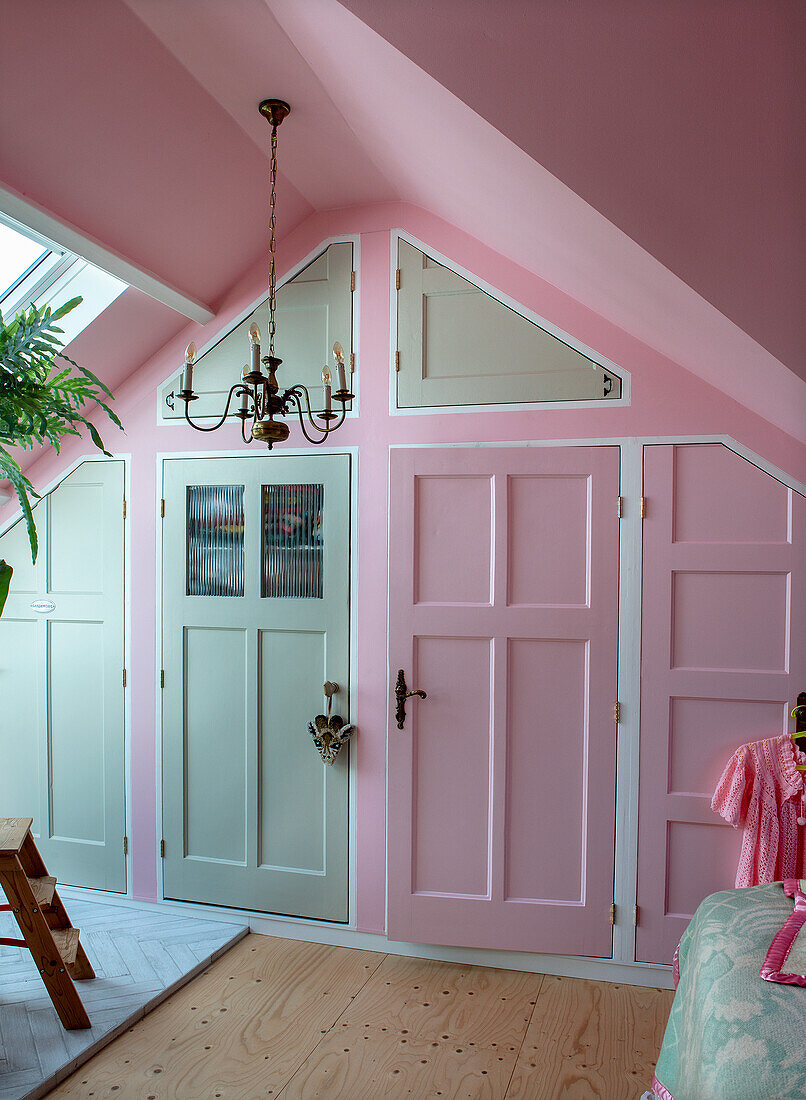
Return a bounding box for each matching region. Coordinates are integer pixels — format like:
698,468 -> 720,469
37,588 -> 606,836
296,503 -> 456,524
322,366 -> 332,412
249,322 -> 261,374
183,342 -> 196,393
333,341 -> 347,392
240,367 -> 249,413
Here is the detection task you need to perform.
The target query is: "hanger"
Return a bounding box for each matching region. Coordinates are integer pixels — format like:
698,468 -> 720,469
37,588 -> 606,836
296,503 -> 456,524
790,693 -> 806,770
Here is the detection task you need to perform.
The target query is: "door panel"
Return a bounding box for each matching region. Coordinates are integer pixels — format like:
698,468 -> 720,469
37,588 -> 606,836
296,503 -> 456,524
396,241 -> 621,408
636,444 -> 806,964
0,461 -> 126,891
162,454 -> 351,920
388,446 -> 620,956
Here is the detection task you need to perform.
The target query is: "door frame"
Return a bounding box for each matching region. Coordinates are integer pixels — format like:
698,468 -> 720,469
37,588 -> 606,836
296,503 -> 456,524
0,452 -> 132,895
155,446 -> 360,927
385,436 -> 806,967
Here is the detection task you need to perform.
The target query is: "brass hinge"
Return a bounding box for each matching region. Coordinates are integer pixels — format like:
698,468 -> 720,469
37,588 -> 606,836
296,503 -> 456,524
640,496 -> 647,518
616,496 -> 623,518
350,271 -> 356,292
123,836 -> 128,855
634,905 -> 640,926
160,669 -> 165,689
123,499 -> 127,520
609,903 -> 617,925
350,352 -> 355,374
614,701 -> 621,723
160,839 -> 165,858
160,499 -> 165,518
395,350 -> 400,372
122,668 -> 127,688
395,268 -> 401,290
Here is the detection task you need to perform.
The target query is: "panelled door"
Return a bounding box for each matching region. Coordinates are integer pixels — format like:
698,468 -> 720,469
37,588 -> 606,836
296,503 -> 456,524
162,454 -> 351,920
0,460 -> 126,891
637,444 -> 806,964
387,446 -> 621,956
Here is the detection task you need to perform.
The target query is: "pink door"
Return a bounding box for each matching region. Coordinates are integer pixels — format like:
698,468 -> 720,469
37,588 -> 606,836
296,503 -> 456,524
387,446 -> 621,956
637,444 -> 806,964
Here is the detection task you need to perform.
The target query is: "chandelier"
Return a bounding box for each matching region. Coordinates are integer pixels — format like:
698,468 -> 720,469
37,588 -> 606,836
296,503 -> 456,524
176,99 -> 353,448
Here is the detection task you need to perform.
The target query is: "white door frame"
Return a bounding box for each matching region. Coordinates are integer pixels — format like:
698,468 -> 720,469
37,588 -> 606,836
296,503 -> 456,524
155,446 -> 359,927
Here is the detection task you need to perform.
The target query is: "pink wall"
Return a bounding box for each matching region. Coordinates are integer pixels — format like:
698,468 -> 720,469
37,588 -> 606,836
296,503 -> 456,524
2,202 -> 805,934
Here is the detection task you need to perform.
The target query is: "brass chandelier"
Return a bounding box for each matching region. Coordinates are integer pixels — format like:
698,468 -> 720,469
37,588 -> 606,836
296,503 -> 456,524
176,99 -> 353,448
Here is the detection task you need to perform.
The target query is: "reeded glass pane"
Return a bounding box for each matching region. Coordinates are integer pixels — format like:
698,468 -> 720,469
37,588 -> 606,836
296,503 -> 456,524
187,485 -> 244,597
262,484 -> 324,598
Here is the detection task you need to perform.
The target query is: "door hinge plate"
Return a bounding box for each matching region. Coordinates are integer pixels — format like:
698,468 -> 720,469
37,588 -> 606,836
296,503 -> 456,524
616,496 -> 623,518
350,270 -> 356,292
614,701 -> 621,724
395,268 -> 401,290
350,352 -> 355,373
122,668 -> 127,688
640,496 -> 647,518
160,499 -> 165,518
123,836 -> 128,855
610,902 -> 617,925
160,839 -> 165,858
634,905 -> 640,926
395,350 -> 400,372
160,669 -> 165,689
123,499 -> 127,520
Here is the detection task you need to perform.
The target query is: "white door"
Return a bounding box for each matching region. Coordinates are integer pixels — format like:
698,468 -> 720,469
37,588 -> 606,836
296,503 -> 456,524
396,240 -> 620,408
160,243 -> 354,419
0,460 -> 126,891
161,454 -> 351,919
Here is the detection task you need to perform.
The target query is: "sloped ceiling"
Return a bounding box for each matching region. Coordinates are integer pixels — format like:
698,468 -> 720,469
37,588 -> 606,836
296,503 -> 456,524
338,0 -> 806,379
0,0 -> 803,439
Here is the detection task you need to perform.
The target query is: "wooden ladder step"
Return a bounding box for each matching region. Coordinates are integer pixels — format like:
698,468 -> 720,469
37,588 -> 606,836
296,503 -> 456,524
0,818 -> 34,856
28,875 -> 56,908
51,927 -> 80,968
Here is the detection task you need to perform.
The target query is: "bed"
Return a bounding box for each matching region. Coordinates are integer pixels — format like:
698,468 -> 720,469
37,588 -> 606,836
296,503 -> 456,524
651,881 -> 806,1100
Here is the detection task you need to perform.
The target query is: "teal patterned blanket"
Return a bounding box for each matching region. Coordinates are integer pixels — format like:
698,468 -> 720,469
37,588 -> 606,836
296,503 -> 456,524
654,883 -> 806,1100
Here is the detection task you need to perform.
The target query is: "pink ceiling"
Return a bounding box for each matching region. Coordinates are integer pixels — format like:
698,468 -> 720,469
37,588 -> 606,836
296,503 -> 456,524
0,0 -> 803,434
337,0 -> 806,380
0,0 -> 313,312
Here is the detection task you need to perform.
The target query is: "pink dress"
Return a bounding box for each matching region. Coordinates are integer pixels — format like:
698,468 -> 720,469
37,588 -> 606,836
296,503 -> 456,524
712,734 -> 806,887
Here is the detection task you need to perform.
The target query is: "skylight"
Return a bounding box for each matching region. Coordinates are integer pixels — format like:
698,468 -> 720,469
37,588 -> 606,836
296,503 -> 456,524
0,219 -> 57,304
0,212 -> 127,344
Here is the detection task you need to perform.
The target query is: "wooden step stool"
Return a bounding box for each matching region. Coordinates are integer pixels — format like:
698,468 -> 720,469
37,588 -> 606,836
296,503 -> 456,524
0,818 -> 94,1029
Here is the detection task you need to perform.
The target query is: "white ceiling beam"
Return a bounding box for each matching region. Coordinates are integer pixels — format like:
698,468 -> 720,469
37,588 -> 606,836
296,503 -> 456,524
0,183 -> 214,324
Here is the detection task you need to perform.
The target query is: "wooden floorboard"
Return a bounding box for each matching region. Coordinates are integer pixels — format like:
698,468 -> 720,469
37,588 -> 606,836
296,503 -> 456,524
48,935 -> 673,1099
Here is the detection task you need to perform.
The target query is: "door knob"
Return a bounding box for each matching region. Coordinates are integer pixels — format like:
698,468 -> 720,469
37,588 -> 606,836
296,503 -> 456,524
395,668 -> 427,730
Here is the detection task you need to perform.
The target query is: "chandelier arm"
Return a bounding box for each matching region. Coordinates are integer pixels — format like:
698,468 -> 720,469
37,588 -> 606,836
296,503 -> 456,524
289,384 -> 348,435
241,416 -> 255,445
285,389 -> 339,445
183,384 -> 246,432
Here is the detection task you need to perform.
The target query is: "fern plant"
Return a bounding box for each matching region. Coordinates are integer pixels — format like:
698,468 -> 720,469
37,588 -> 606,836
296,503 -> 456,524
0,296 -> 122,570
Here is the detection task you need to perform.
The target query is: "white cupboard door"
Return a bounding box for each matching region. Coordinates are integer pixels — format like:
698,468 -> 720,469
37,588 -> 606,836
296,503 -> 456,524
396,241 -> 620,408
0,460 -> 126,891
161,454 -> 351,919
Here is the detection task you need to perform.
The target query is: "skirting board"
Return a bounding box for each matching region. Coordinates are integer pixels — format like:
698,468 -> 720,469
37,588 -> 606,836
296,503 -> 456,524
58,887 -> 675,991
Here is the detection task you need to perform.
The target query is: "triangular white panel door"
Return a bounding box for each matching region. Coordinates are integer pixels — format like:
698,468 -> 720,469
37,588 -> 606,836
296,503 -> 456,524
161,454 -> 351,920
161,243 -> 354,420
396,241 -> 621,408
387,446 -> 620,956
0,460 -> 126,892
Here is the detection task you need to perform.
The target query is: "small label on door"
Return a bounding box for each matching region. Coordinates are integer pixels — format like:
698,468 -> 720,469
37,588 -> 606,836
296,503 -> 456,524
30,599 -> 56,614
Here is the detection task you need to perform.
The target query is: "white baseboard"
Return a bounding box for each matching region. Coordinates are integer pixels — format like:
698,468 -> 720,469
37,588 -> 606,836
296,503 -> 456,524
58,886 -> 674,990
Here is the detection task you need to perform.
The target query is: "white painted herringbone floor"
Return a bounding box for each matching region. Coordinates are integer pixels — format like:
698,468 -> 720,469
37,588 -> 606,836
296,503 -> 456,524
0,896 -> 246,1100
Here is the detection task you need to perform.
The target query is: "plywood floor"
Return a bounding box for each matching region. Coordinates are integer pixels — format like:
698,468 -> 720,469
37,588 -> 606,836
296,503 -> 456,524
47,934 -> 673,1099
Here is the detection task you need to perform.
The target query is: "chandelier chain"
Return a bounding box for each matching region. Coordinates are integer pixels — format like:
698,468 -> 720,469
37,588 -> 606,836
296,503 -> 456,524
268,123 -> 278,357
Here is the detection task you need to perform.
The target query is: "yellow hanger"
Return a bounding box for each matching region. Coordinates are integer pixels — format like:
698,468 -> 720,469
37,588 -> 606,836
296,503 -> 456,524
790,704 -> 806,770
